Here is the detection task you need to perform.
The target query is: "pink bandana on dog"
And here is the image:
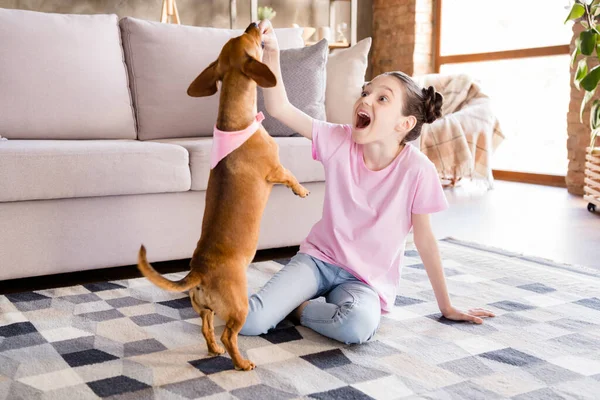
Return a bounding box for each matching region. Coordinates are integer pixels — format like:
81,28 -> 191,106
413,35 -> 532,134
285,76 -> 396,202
210,112 -> 265,169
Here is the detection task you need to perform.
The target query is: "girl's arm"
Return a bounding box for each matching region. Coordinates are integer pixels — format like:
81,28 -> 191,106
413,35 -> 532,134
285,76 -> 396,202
412,213 -> 495,324
259,20 -> 313,140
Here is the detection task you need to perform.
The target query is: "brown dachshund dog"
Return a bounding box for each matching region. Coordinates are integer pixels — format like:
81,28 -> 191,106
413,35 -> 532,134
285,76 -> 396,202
137,23 -> 309,371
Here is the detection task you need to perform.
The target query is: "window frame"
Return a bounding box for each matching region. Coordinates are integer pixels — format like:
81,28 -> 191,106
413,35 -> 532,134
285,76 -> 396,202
433,0 -> 570,185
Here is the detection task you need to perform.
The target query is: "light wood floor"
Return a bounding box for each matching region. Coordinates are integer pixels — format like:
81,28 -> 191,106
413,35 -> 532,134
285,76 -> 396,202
430,180 -> 600,270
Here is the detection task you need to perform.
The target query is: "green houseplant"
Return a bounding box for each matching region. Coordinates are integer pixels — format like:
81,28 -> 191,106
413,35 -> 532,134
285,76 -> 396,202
257,6 -> 276,21
566,0 -> 600,147
567,1 -> 600,212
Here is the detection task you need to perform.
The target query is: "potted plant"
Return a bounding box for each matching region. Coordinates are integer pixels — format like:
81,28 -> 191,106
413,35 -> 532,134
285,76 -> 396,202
566,0 -> 600,212
257,6 -> 276,21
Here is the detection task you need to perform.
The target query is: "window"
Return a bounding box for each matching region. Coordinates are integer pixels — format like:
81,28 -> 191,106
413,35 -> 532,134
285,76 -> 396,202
436,0 -> 573,176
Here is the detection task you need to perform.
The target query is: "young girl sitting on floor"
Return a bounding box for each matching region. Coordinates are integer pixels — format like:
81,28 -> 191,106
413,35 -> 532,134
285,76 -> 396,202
240,20 -> 494,344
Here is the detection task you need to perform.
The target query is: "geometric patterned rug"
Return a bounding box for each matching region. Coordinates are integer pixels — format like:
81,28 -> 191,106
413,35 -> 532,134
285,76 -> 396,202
1,238 -> 599,400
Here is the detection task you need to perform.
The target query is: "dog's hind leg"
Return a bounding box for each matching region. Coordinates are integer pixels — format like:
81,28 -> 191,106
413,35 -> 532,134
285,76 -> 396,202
200,309 -> 225,355
221,312 -> 255,371
218,286 -> 254,371
190,288 -> 225,355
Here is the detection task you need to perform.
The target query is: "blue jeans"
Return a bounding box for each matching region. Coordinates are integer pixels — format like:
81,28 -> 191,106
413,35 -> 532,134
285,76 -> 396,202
240,253 -> 381,344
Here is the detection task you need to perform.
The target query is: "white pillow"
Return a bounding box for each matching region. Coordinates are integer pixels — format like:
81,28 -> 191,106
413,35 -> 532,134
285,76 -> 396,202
325,38 -> 372,125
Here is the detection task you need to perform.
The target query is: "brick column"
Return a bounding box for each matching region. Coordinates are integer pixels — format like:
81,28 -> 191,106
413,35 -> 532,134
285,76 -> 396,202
567,23 -> 596,195
370,0 -> 434,78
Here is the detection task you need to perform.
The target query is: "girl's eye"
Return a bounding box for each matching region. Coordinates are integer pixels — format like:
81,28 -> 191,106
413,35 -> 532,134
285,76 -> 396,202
261,41 -> 265,49
361,91 -> 368,97
379,96 -> 388,102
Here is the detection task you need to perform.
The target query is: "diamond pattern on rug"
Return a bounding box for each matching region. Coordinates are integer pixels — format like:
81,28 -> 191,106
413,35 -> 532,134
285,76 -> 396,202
86,375 -> 149,397
310,385 -> 375,400
574,297 -> 600,311
83,282 -> 125,292
0,321 -> 37,337
130,313 -> 175,327
123,339 -> 167,357
158,297 -> 192,309
231,383 -> 297,400
190,356 -> 234,375
4,292 -> 50,303
327,363 -> 389,384
60,293 -> 103,304
1,241 -> 599,399
488,300 -> 536,312
260,326 -> 303,344
105,296 -> 148,308
394,295 -> 425,306
302,349 -> 352,369
52,336 -> 96,355
161,377 -> 225,398
62,349 -> 119,368
479,348 -> 544,367
518,283 -> 556,294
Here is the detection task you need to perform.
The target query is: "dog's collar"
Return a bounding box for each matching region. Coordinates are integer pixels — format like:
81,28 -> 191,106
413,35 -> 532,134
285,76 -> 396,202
210,112 -> 265,169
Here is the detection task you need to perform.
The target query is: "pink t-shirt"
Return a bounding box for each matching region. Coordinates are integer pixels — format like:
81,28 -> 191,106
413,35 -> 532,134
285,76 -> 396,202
299,120 -> 449,312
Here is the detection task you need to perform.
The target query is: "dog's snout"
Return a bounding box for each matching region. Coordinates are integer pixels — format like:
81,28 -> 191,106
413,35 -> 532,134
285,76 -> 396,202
245,22 -> 259,34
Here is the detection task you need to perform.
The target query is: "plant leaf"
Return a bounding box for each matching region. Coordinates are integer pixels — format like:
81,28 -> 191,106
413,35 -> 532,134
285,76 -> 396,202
566,3 -> 586,23
576,59 -> 589,90
581,65 -> 600,91
572,38 -> 582,68
591,100 -> 600,129
581,89 -> 597,123
591,129 -> 600,148
591,101 -> 600,130
580,30 -> 597,55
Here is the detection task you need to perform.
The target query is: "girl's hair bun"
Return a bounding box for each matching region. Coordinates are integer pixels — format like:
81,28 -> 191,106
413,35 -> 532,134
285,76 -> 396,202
421,86 -> 443,124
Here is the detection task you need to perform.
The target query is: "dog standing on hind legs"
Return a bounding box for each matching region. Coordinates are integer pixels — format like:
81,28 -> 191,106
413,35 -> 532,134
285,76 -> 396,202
137,22 -> 309,371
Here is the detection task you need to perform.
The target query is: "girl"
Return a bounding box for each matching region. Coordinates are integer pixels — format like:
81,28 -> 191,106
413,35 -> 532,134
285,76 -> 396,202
240,20 -> 495,344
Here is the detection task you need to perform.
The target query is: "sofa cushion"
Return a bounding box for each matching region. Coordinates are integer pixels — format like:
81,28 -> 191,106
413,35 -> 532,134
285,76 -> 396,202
0,9 -> 136,140
0,140 -> 190,202
154,137 -> 324,191
257,39 -> 328,137
120,18 -> 304,141
326,38 -> 372,124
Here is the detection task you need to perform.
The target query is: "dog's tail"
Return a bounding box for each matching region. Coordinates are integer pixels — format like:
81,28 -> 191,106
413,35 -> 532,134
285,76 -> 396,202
137,245 -> 201,292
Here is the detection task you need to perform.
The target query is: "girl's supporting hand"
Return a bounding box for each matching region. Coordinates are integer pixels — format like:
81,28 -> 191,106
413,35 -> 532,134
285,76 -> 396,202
441,306 -> 495,324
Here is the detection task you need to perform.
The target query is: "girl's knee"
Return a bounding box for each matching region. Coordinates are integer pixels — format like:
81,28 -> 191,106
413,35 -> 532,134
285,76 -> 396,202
239,295 -> 274,336
239,312 -> 267,336
336,301 -> 381,344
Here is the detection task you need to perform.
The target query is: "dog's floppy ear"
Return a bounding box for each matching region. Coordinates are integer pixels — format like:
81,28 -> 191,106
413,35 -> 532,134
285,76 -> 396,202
187,60 -> 220,97
242,56 -> 277,88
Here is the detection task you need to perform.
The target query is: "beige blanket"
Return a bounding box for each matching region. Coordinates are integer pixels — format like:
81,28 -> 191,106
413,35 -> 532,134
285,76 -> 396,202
412,73 -> 505,186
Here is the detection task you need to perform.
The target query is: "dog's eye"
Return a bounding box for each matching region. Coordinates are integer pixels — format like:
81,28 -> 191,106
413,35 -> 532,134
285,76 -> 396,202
261,41 -> 265,49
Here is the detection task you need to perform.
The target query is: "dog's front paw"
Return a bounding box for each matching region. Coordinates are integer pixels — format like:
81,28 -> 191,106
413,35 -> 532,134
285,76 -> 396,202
234,359 -> 256,371
294,186 -> 310,198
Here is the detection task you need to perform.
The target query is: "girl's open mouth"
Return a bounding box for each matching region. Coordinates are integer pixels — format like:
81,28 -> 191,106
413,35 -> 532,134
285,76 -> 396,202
356,111 -> 371,129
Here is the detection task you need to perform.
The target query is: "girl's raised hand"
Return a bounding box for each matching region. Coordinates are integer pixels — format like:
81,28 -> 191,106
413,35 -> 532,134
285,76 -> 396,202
258,19 -> 279,54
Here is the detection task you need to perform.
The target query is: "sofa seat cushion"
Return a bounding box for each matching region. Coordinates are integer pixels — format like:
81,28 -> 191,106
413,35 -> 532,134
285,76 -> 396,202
0,140 -> 190,202
154,136 -> 324,191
